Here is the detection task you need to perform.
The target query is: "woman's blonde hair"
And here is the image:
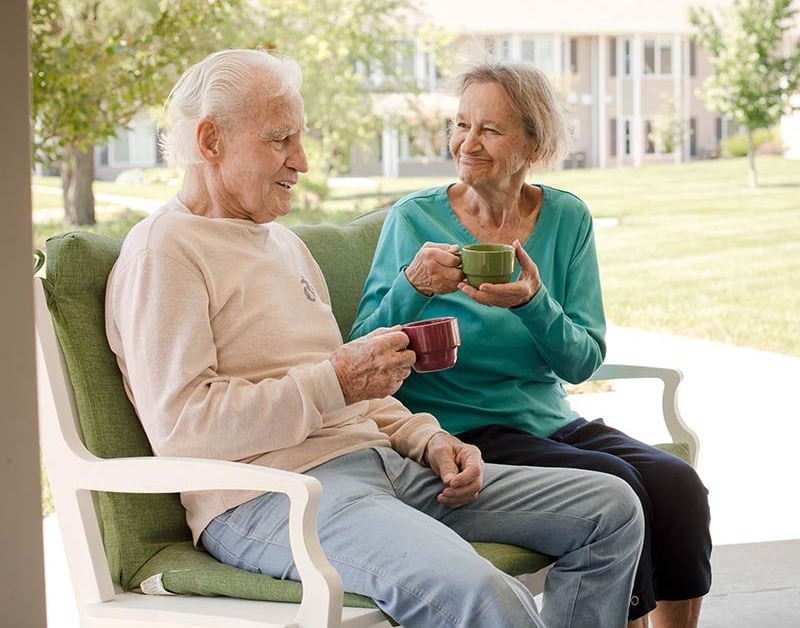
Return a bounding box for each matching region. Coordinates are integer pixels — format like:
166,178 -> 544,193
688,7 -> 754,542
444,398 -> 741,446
455,62 -> 571,170
160,49 -> 302,167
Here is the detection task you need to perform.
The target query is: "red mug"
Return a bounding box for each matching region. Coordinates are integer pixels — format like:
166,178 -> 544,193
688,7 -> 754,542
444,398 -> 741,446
401,316 -> 461,373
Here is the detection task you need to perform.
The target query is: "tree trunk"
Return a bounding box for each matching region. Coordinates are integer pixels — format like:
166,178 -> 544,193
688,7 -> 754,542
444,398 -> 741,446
746,128 -> 758,188
60,144 -> 96,226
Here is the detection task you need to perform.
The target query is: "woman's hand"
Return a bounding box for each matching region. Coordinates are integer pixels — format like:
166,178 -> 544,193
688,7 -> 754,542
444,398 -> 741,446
458,239 -> 542,307
330,327 -> 415,404
404,243 -> 463,296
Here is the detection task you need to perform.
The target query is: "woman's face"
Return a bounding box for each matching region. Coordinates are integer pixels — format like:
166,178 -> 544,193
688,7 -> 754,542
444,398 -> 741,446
214,88 -> 309,223
449,81 -> 535,191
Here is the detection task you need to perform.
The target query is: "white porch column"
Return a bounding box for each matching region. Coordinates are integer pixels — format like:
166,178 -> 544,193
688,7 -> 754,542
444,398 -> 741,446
616,39 -> 624,168
631,34 -> 643,167
381,126 -> 400,178
595,35 -> 608,169
553,34 -> 563,77
673,34 -> 686,163
0,1 -> 47,626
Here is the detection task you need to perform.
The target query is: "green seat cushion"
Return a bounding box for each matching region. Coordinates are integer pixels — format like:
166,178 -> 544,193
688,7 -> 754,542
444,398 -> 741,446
654,442 -> 691,464
471,543 -> 554,577
131,542 -> 375,607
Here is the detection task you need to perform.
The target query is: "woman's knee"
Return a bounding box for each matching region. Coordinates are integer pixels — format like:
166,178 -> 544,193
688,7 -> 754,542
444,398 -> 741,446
646,456 -> 710,520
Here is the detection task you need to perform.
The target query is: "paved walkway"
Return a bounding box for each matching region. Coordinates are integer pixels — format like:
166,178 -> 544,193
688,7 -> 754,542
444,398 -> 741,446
42,325 -> 800,626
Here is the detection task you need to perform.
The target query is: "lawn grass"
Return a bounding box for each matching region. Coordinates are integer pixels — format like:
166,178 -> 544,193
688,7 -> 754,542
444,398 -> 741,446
530,157 -> 800,356
32,155 -> 800,356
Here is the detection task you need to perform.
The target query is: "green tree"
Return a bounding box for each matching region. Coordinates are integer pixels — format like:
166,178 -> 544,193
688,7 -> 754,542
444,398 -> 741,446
230,0 -> 451,192
30,0 -> 242,225
689,0 -> 800,187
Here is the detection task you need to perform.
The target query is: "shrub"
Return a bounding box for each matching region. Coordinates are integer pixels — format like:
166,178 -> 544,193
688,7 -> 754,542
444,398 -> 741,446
721,128 -> 781,157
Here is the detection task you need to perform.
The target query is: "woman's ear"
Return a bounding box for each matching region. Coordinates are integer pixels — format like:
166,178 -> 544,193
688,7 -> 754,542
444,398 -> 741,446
196,117 -> 222,162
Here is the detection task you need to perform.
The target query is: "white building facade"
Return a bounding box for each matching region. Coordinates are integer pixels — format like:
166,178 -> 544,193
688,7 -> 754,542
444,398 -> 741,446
98,0 -> 798,179
351,0 -> 743,177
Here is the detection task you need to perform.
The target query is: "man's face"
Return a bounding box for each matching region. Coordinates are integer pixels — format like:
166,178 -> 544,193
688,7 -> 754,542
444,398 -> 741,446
214,88 -> 308,223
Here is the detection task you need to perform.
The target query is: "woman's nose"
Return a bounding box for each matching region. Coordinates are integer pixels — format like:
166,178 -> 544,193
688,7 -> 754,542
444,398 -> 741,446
460,128 -> 480,152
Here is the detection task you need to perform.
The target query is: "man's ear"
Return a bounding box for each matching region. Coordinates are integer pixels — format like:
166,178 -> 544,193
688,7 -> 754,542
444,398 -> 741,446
197,117 -> 222,162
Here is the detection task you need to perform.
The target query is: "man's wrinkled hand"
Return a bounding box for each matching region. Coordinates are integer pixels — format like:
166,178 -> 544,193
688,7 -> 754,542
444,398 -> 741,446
424,432 -> 484,508
330,327 -> 415,404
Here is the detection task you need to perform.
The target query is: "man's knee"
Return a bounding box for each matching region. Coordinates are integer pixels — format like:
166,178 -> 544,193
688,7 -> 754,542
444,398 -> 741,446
595,473 -> 646,539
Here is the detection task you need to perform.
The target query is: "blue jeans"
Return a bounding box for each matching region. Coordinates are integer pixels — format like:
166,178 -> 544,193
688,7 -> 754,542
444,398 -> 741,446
458,420 -> 712,620
202,447 -> 644,628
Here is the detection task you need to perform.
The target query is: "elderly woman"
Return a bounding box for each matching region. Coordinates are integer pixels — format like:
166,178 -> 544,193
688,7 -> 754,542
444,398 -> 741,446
105,50 -> 645,628
350,62 -> 711,628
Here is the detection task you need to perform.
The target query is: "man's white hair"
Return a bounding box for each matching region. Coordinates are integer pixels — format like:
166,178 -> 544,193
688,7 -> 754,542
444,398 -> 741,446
160,49 -> 303,167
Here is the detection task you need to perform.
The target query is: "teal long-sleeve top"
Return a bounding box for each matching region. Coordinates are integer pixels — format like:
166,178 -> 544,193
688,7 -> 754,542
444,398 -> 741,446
349,184 -> 607,438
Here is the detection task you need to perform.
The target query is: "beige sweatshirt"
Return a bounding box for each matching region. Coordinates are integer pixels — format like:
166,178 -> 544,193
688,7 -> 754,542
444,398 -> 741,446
105,199 -> 442,542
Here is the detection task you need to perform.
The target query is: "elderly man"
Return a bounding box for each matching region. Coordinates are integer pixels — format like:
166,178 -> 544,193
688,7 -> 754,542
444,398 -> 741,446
105,48 -> 644,628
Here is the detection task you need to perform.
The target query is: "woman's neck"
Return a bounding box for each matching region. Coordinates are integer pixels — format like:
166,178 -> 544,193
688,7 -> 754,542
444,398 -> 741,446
450,182 -> 542,244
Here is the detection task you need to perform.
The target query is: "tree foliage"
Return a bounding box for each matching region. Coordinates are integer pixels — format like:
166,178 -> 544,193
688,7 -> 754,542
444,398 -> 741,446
30,0 -> 450,223
226,0 -> 450,185
689,0 -> 800,186
30,0 -> 242,224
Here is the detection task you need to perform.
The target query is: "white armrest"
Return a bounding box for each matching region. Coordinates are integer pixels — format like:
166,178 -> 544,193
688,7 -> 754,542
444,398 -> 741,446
589,362 -> 699,466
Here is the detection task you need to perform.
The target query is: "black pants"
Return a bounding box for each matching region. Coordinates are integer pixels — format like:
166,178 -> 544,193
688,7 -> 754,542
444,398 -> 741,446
457,419 -> 712,620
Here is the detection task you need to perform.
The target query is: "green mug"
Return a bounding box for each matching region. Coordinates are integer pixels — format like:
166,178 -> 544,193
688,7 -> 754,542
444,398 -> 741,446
459,243 -> 515,288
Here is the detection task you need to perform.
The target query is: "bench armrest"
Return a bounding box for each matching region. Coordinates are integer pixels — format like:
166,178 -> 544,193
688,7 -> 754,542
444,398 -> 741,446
589,362 -> 699,466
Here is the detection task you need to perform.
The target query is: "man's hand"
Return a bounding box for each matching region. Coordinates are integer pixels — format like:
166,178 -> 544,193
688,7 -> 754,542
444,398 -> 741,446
330,327 -> 415,404
424,432 -> 484,508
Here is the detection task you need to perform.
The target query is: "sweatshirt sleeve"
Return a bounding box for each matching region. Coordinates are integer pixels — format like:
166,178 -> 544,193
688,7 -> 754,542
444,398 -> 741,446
349,207 -> 432,340
363,396 -> 443,463
512,210 -> 606,383
106,249 -> 342,461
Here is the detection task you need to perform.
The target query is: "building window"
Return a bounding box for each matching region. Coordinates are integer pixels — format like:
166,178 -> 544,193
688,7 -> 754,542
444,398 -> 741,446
500,38 -> 512,60
609,37 -> 617,77
660,42 -> 672,74
112,131 -> 130,164
690,117 -> 698,157
715,116 -> 724,144
570,37 -> 578,73
610,118 -> 617,157
645,120 -> 656,154
623,39 -> 632,75
623,119 -> 632,155
689,40 -> 697,77
643,39 -> 672,75
521,37 -> 556,74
